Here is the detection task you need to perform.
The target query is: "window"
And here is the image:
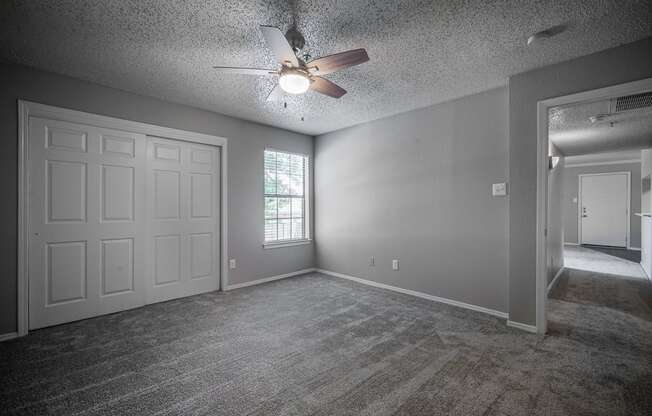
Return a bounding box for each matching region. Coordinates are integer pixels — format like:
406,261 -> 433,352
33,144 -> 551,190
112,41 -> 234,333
264,149 -> 309,244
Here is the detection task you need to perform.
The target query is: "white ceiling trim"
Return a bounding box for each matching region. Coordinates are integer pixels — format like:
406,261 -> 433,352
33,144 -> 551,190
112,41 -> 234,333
565,159 -> 641,168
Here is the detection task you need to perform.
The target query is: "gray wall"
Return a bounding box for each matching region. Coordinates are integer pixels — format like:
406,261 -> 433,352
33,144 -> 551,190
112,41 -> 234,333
547,157 -> 565,286
0,62 -> 314,335
561,163 -> 642,248
315,87 -> 509,313
509,37 -> 652,325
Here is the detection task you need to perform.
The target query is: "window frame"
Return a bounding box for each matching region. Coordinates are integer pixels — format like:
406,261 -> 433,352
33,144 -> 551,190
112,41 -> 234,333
263,148 -> 311,248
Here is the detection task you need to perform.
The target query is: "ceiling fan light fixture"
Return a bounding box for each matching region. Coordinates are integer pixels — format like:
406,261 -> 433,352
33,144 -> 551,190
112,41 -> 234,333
213,26 -> 369,101
279,70 -> 310,94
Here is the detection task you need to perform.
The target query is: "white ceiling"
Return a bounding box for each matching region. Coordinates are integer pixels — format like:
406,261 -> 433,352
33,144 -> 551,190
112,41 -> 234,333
1,1 -> 651,135
549,99 -> 652,155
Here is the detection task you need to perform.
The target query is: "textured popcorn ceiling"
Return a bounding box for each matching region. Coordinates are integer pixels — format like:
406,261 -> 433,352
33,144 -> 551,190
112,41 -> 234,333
549,100 -> 652,155
1,1 -> 651,135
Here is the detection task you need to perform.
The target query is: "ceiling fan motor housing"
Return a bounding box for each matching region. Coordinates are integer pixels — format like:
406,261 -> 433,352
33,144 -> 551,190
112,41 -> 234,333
285,27 -> 305,52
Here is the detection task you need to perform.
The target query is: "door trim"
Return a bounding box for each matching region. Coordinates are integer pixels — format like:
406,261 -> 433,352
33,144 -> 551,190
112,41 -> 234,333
535,76 -> 652,335
18,100 -> 229,337
578,172 -> 631,249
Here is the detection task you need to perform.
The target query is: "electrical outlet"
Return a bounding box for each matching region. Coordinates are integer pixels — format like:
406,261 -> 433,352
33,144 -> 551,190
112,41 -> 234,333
392,259 -> 399,270
229,259 -> 236,269
369,256 -> 375,266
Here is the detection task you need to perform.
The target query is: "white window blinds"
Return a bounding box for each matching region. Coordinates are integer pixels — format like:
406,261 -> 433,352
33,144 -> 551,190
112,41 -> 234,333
264,149 -> 308,243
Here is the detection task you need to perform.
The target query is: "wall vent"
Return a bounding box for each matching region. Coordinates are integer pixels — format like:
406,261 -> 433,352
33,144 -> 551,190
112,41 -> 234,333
614,92 -> 652,112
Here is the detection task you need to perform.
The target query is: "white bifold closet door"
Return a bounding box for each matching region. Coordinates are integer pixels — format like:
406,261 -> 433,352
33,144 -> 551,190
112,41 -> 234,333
29,117 -> 147,329
146,137 -> 220,303
28,117 -> 220,330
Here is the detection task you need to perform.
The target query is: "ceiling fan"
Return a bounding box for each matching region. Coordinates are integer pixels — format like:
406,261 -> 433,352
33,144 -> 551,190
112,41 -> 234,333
213,25 -> 369,101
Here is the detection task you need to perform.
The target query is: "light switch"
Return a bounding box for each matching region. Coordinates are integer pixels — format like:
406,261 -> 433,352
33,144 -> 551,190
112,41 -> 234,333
229,259 -> 236,269
392,259 -> 399,270
492,182 -> 507,197
572,197 -> 578,203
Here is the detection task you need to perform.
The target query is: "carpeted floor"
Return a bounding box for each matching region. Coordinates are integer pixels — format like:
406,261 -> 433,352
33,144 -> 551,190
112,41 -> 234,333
581,244 -> 641,263
1,267 -> 651,415
564,244 -> 646,278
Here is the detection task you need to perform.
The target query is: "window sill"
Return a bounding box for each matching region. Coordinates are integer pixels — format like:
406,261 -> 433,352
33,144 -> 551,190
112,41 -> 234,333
263,239 -> 312,249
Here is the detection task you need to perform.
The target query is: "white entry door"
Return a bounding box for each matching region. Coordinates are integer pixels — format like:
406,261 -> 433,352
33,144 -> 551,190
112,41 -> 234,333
146,137 -> 220,303
29,117 -> 147,329
580,173 -> 629,247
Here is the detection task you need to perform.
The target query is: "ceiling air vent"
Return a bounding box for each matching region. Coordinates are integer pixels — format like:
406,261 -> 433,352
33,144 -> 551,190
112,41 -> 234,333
614,91 -> 652,112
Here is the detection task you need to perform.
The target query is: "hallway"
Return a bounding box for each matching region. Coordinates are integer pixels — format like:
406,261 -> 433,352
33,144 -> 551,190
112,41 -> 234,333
547,244 -> 652,414
561,244 -> 646,278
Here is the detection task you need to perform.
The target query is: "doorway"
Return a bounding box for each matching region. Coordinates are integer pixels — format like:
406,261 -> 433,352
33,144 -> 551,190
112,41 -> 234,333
535,77 -> 652,334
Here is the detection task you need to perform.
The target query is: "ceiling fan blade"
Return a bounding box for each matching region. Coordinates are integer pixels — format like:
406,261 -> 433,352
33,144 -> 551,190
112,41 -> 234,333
212,66 -> 277,76
310,77 -> 347,98
260,25 -> 299,67
308,49 -> 369,75
265,84 -> 283,102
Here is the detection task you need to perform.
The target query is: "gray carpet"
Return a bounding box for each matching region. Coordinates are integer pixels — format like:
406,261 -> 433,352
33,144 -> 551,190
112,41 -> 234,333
581,244 -> 642,263
1,271 -> 651,415
564,244 -> 646,278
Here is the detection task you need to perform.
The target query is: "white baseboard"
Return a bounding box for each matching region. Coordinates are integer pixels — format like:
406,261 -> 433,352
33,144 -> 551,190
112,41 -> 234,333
315,268 -> 508,319
506,320 -> 538,333
224,268 -> 536,334
547,267 -> 565,295
564,242 -> 579,246
0,332 -> 18,342
225,268 -> 316,290
629,247 -> 641,251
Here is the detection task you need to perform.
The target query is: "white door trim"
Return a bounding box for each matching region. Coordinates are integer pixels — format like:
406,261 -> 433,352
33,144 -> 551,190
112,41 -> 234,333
535,76 -> 652,335
578,172 -> 631,249
17,100 -> 229,337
